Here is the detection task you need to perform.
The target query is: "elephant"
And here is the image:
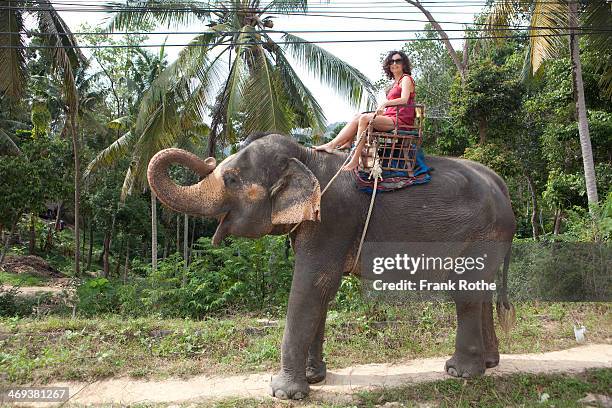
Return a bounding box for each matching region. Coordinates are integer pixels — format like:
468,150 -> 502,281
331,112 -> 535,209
147,132 -> 516,400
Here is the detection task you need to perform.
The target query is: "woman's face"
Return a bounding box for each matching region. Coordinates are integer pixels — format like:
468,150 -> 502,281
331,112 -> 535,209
389,53 -> 403,75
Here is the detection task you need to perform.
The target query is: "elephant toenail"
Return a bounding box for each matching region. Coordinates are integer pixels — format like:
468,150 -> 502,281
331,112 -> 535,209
448,367 -> 457,376
294,392 -> 306,399
462,372 -> 470,378
275,390 -> 288,399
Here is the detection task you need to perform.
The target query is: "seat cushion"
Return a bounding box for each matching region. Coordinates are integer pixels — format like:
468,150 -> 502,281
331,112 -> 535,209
393,129 -> 419,136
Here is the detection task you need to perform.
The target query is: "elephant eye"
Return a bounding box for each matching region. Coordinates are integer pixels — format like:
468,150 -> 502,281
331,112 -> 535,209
223,173 -> 239,187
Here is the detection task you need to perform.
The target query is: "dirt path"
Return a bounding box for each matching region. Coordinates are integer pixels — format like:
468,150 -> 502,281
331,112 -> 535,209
22,344 -> 612,406
1,284 -> 65,295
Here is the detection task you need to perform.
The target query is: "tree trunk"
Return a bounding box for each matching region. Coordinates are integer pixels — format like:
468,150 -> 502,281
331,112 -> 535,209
569,2 -> 599,212
182,214 -> 188,287
81,218 -> 86,269
123,240 -> 130,284
102,231 -> 110,278
114,239 -> 124,277
525,171 -> 540,240
553,207 -> 563,235
478,118 -> 487,144
0,217 -> 18,266
71,119 -> 81,277
405,0 -> 467,80
189,217 -> 196,264
29,213 -> 35,255
151,191 -> 158,271
86,222 -> 93,271
54,202 -> 62,230
176,214 -> 180,254
183,214 -> 188,264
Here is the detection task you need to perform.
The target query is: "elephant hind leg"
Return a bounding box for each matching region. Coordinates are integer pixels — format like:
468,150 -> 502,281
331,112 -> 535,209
482,301 -> 500,368
445,301 -> 486,378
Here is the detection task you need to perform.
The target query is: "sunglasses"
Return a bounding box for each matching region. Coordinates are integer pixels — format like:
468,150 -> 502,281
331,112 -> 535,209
390,58 -> 403,65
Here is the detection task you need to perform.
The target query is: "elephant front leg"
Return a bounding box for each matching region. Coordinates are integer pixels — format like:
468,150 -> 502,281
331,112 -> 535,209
306,307 -> 327,384
270,267 -> 340,399
445,301 -> 486,378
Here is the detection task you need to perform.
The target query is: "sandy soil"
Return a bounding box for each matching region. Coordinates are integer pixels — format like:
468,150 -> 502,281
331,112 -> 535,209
15,344 -> 612,406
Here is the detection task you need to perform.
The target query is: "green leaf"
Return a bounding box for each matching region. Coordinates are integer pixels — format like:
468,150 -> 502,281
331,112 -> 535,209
108,116 -> 133,130
282,33 -> 376,109
0,4 -> 26,99
241,46 -> 293,135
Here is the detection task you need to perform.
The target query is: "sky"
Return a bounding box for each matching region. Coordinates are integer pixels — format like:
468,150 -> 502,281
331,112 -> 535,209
55,0 -> 485,125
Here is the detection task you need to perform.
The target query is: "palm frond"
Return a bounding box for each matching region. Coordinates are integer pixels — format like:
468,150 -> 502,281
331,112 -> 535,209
271,42 -> 326,132
583,0 -> 612,100
106,0 -> 211,31
484,0 -> 516,41
133,31 -> 223,135
120,164 -> 136,199
262,0 -> 308,13
84,130 -> 136,178
0,4 -> 26,99
0,128 -> 21,156
36,2 -> 85,116
224,42 -> 252,142
241,46 -> 293,135
108,115 -> 133,130
526,0 -> 567,75
282,33 -> 376,109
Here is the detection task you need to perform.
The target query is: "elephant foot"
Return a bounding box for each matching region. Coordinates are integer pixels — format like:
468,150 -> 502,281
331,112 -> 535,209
484,351 -> 500,368
306,360 -> 327,384
270,372 -> 310,400
445,351 -> 486,378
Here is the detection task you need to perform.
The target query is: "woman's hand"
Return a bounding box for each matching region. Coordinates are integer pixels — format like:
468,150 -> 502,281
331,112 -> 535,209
375,103 -> 386,115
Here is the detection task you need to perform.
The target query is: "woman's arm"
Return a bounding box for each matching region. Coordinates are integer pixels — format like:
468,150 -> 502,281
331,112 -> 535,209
379,76 -> 413,109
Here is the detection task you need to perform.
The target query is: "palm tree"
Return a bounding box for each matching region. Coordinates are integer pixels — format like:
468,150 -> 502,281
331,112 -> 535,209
0,0 -> 85,274
485,0 -> 603,212
89,0 -> 376,270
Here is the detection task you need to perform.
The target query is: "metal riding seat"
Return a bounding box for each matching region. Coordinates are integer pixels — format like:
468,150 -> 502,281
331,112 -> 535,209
360,104 -> 425,178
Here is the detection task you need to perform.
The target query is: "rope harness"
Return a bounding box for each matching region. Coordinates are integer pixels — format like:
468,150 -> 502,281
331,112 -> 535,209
288,113 -> 383,274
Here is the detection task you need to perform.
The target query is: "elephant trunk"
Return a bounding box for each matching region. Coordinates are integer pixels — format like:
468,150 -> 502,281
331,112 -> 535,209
147,148 -> 224,216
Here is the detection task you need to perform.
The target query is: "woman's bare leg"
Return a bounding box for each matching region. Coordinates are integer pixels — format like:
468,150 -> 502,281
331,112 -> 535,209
342,114 -> 396,171
313,114 -> 359,153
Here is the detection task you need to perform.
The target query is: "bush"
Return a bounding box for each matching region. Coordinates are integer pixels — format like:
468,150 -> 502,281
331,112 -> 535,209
139,236 -> 294,318
76,277 -> 119,315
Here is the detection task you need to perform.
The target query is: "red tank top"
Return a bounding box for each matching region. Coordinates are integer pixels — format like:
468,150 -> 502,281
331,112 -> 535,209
383,74 -> 416,128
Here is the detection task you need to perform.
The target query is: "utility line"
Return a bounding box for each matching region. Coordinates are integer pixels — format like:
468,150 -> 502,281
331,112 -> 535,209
4,25 -> 610,36
2,30 -> 605,49
0,6 -> 596,29
0,4 -> 581,14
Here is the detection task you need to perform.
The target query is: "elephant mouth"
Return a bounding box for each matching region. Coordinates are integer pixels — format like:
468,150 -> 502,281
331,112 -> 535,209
212,211 -> 230,246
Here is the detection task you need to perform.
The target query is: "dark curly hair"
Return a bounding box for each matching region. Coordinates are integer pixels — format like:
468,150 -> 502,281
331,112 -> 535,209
382,50 -> 412,79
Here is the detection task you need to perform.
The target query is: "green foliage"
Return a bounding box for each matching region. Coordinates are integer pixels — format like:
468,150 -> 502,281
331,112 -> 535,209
139,236 -> 294,318
73,236 -> 294,318
462,142 -> 521,179
76,277 -> 119,315
450,59 -> 523,142
0,132 -> 71,230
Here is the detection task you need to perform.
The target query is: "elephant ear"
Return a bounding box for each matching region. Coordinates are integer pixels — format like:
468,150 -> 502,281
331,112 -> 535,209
270,158 -> 321,225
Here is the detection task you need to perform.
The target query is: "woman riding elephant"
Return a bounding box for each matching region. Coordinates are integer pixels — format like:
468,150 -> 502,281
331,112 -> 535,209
314,50 -> 417,171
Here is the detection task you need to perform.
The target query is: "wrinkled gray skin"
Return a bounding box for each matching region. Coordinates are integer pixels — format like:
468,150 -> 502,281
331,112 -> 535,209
147,133 -> 516,400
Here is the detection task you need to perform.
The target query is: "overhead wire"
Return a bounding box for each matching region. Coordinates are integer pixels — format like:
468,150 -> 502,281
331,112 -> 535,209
2,31 -> 606,49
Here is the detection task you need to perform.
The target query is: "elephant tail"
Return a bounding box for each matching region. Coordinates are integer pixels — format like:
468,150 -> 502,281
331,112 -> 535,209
496,244 -> 516,335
